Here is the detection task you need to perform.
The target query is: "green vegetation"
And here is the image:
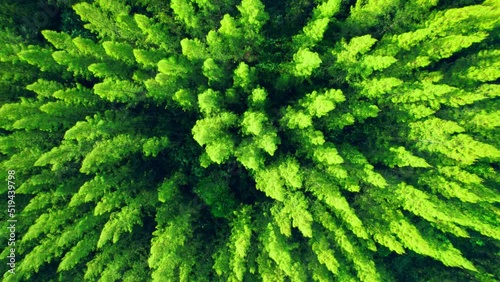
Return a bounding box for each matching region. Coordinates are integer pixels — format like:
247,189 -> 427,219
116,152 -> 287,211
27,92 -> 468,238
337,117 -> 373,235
0,0 -> 499,281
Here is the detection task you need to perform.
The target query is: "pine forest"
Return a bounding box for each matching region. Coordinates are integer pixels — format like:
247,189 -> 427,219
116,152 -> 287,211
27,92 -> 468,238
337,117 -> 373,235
0,0 -> 499,281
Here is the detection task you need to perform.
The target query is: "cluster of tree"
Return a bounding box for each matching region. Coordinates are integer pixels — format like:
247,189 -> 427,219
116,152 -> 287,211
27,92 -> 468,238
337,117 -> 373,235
0,0 -> 499,281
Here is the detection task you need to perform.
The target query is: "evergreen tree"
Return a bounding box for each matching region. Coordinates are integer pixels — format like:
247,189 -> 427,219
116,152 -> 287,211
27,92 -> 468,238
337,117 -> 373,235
1,0 -> 499,281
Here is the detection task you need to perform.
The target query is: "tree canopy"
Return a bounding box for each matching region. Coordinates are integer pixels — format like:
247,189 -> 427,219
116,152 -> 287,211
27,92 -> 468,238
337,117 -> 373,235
0,0 -> 499,281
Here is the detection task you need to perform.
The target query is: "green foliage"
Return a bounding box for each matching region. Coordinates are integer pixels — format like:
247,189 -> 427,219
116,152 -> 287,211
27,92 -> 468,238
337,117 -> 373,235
97,203 -> 143,248
192,112 -> 238,164
291,48 -> 322,77
93,79 -> 144,103
17,46 -> 64,73
1,0 -> 499,281
181,38 -> 209,61
73,2 -> 119,39
133,49 -> 165,68
202,58 -> 225,85
237,0 -> 269,39
80,134 -> 143,173
214,205 -> 253,281
170,0 -> 199,29
195,173 -> 237,218
233,62 -> 256,90
102,41 -> 135,64
149,212 -> 194,281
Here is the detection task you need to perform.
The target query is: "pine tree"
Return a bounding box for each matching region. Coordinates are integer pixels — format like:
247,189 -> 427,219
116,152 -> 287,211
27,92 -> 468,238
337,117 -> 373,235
1,0 -> 499,281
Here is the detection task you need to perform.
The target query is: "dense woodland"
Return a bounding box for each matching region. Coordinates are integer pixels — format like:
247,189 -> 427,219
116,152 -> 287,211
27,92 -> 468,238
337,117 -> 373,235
0,0 -> 499,281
